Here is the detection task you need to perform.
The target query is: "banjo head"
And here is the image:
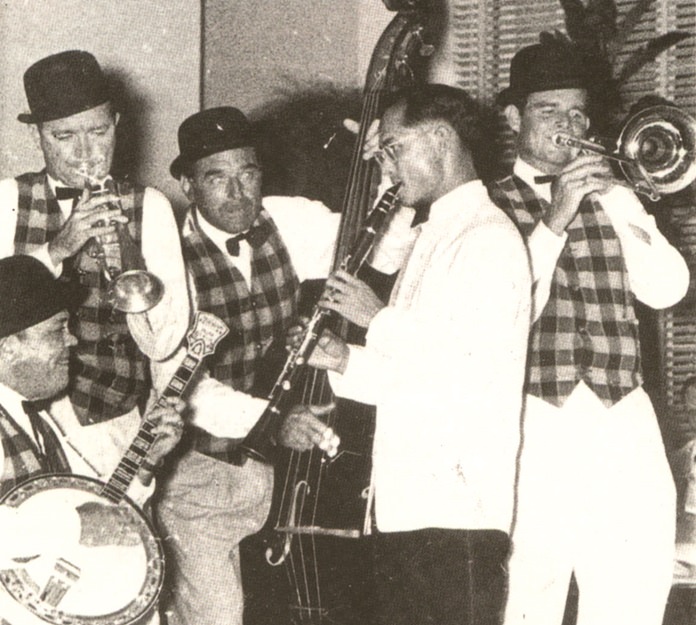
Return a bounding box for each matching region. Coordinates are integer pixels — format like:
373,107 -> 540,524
0,474 -> 163,625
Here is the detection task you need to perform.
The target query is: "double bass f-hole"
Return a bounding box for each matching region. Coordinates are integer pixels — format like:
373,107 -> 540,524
266,481 -> 310,566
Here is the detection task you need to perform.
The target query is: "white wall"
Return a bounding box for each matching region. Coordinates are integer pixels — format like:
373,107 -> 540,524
203,0 -> 392,111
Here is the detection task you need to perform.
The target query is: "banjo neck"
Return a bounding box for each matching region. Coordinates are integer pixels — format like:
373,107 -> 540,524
100,312 -> 229,503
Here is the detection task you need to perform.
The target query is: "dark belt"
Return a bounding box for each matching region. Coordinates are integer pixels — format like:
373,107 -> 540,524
188,426 -> 247,466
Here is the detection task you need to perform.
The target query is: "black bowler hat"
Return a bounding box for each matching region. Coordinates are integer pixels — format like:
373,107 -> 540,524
0,256 -> 82,339
18,50 -> 111,124
497,42 -> 588,106
170,106 -> 255,179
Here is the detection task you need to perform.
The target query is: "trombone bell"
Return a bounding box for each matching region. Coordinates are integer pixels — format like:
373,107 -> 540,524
552,105 -> 696,201
619,105 -> 696,196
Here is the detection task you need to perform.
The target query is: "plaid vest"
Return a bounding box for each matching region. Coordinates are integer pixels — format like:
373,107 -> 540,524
489,175 -> 641,408
182,207 -> 300,455
13,172 -> 150,425
0,402 -> 70,498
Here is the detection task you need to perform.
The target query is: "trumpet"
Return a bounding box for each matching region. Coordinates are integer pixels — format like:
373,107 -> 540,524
552,104 -> 696,202
85,179 -> 164,313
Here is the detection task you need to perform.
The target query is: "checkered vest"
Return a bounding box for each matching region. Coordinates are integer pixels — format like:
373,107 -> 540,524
489,175 -> 642,408
182,207 -> 300,455
0,402 -> 70,498
13,171 -> 150,425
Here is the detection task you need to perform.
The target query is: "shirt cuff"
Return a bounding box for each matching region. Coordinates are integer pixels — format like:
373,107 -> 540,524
30,243 -> 63,278
327,344 -> 379,405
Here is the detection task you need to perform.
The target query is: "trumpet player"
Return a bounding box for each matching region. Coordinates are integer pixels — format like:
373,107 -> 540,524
0,51 -> 189,494
490,39 -> 689,625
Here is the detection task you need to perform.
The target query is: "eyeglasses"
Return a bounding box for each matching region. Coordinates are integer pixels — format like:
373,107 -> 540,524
374,140 -> 403,165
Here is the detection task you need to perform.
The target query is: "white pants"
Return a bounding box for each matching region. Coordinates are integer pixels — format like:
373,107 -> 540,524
504,383 -> 676,625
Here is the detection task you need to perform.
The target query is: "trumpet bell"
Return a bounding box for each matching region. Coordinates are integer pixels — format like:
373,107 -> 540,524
618,105 -> 696,196
108,269 -> 164,313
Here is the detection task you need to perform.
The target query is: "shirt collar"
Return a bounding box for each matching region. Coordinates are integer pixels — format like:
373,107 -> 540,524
513,157 -> 553,203
0,381 -> 31,420
423,179 -> 488,230
193,206 -> 251,255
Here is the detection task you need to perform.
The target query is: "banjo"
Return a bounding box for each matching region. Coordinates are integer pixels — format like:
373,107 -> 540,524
0,311 -> 229,625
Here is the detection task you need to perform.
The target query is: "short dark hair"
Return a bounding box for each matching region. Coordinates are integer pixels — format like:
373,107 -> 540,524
387,83 -> 486,154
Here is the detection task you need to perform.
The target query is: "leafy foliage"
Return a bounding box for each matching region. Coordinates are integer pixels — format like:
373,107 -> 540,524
547,0 -> 690,132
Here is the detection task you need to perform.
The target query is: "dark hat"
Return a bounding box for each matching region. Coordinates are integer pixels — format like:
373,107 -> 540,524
498,43 -> 588,107
170,106 -> 255,179
0,256 -> 82,339
18,50 -> 111,124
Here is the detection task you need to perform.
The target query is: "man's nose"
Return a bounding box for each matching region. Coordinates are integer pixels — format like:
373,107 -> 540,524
225,176 -> 244,199
556,112 -> 574,129
65,330 -> 78,348
73,134 -> 94,160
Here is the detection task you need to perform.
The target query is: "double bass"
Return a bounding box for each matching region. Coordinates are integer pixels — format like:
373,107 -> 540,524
246,2 -> 435,623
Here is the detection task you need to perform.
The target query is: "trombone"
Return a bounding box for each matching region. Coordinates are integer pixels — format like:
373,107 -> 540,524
553,104 -> 696,202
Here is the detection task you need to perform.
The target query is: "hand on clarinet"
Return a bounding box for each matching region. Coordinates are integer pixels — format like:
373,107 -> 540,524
278,403 -> 340,457
544,153 -> 615,235
307,330 -> 349,373
319,270 -> 384,328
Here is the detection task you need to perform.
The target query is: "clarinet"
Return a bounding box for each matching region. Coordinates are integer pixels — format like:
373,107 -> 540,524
239,183 -> 402,463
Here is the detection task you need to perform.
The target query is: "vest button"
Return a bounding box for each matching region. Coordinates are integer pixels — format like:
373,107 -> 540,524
576,321 -> 587,334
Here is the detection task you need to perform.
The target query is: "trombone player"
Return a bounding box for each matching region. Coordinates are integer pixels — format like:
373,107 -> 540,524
490,40 -> 689,625
0,51 -> 188,488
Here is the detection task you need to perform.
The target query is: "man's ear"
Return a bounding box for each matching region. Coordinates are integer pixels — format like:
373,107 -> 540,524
180,175 -> 195,202
0,335 -> 20,365
504,104 -> 521,134
29,124 -> 42,150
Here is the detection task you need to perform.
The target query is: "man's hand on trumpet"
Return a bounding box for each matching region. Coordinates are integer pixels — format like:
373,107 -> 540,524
48,187 -> 127,266
544,153 -> 615,236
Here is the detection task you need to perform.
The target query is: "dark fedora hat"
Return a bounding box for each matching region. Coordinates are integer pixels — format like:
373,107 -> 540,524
18,50 -> 111,124
170,106 -> 255,179
0,256 -> 83,339
498,42 -> 588,107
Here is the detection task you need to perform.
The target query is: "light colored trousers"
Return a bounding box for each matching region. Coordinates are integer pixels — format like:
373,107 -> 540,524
154,450 -> 273,625
504,383 -> 676,625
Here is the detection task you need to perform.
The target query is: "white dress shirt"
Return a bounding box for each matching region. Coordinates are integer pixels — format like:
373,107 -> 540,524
328,180 -> 531,533
514,158 -> 690,321
151,196 -> 340,439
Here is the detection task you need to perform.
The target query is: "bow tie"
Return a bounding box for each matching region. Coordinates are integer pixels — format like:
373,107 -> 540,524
410,207 -> 430,228
225,226 -> 266,256
533,175 -> 557,185
54,186 -> 84,201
